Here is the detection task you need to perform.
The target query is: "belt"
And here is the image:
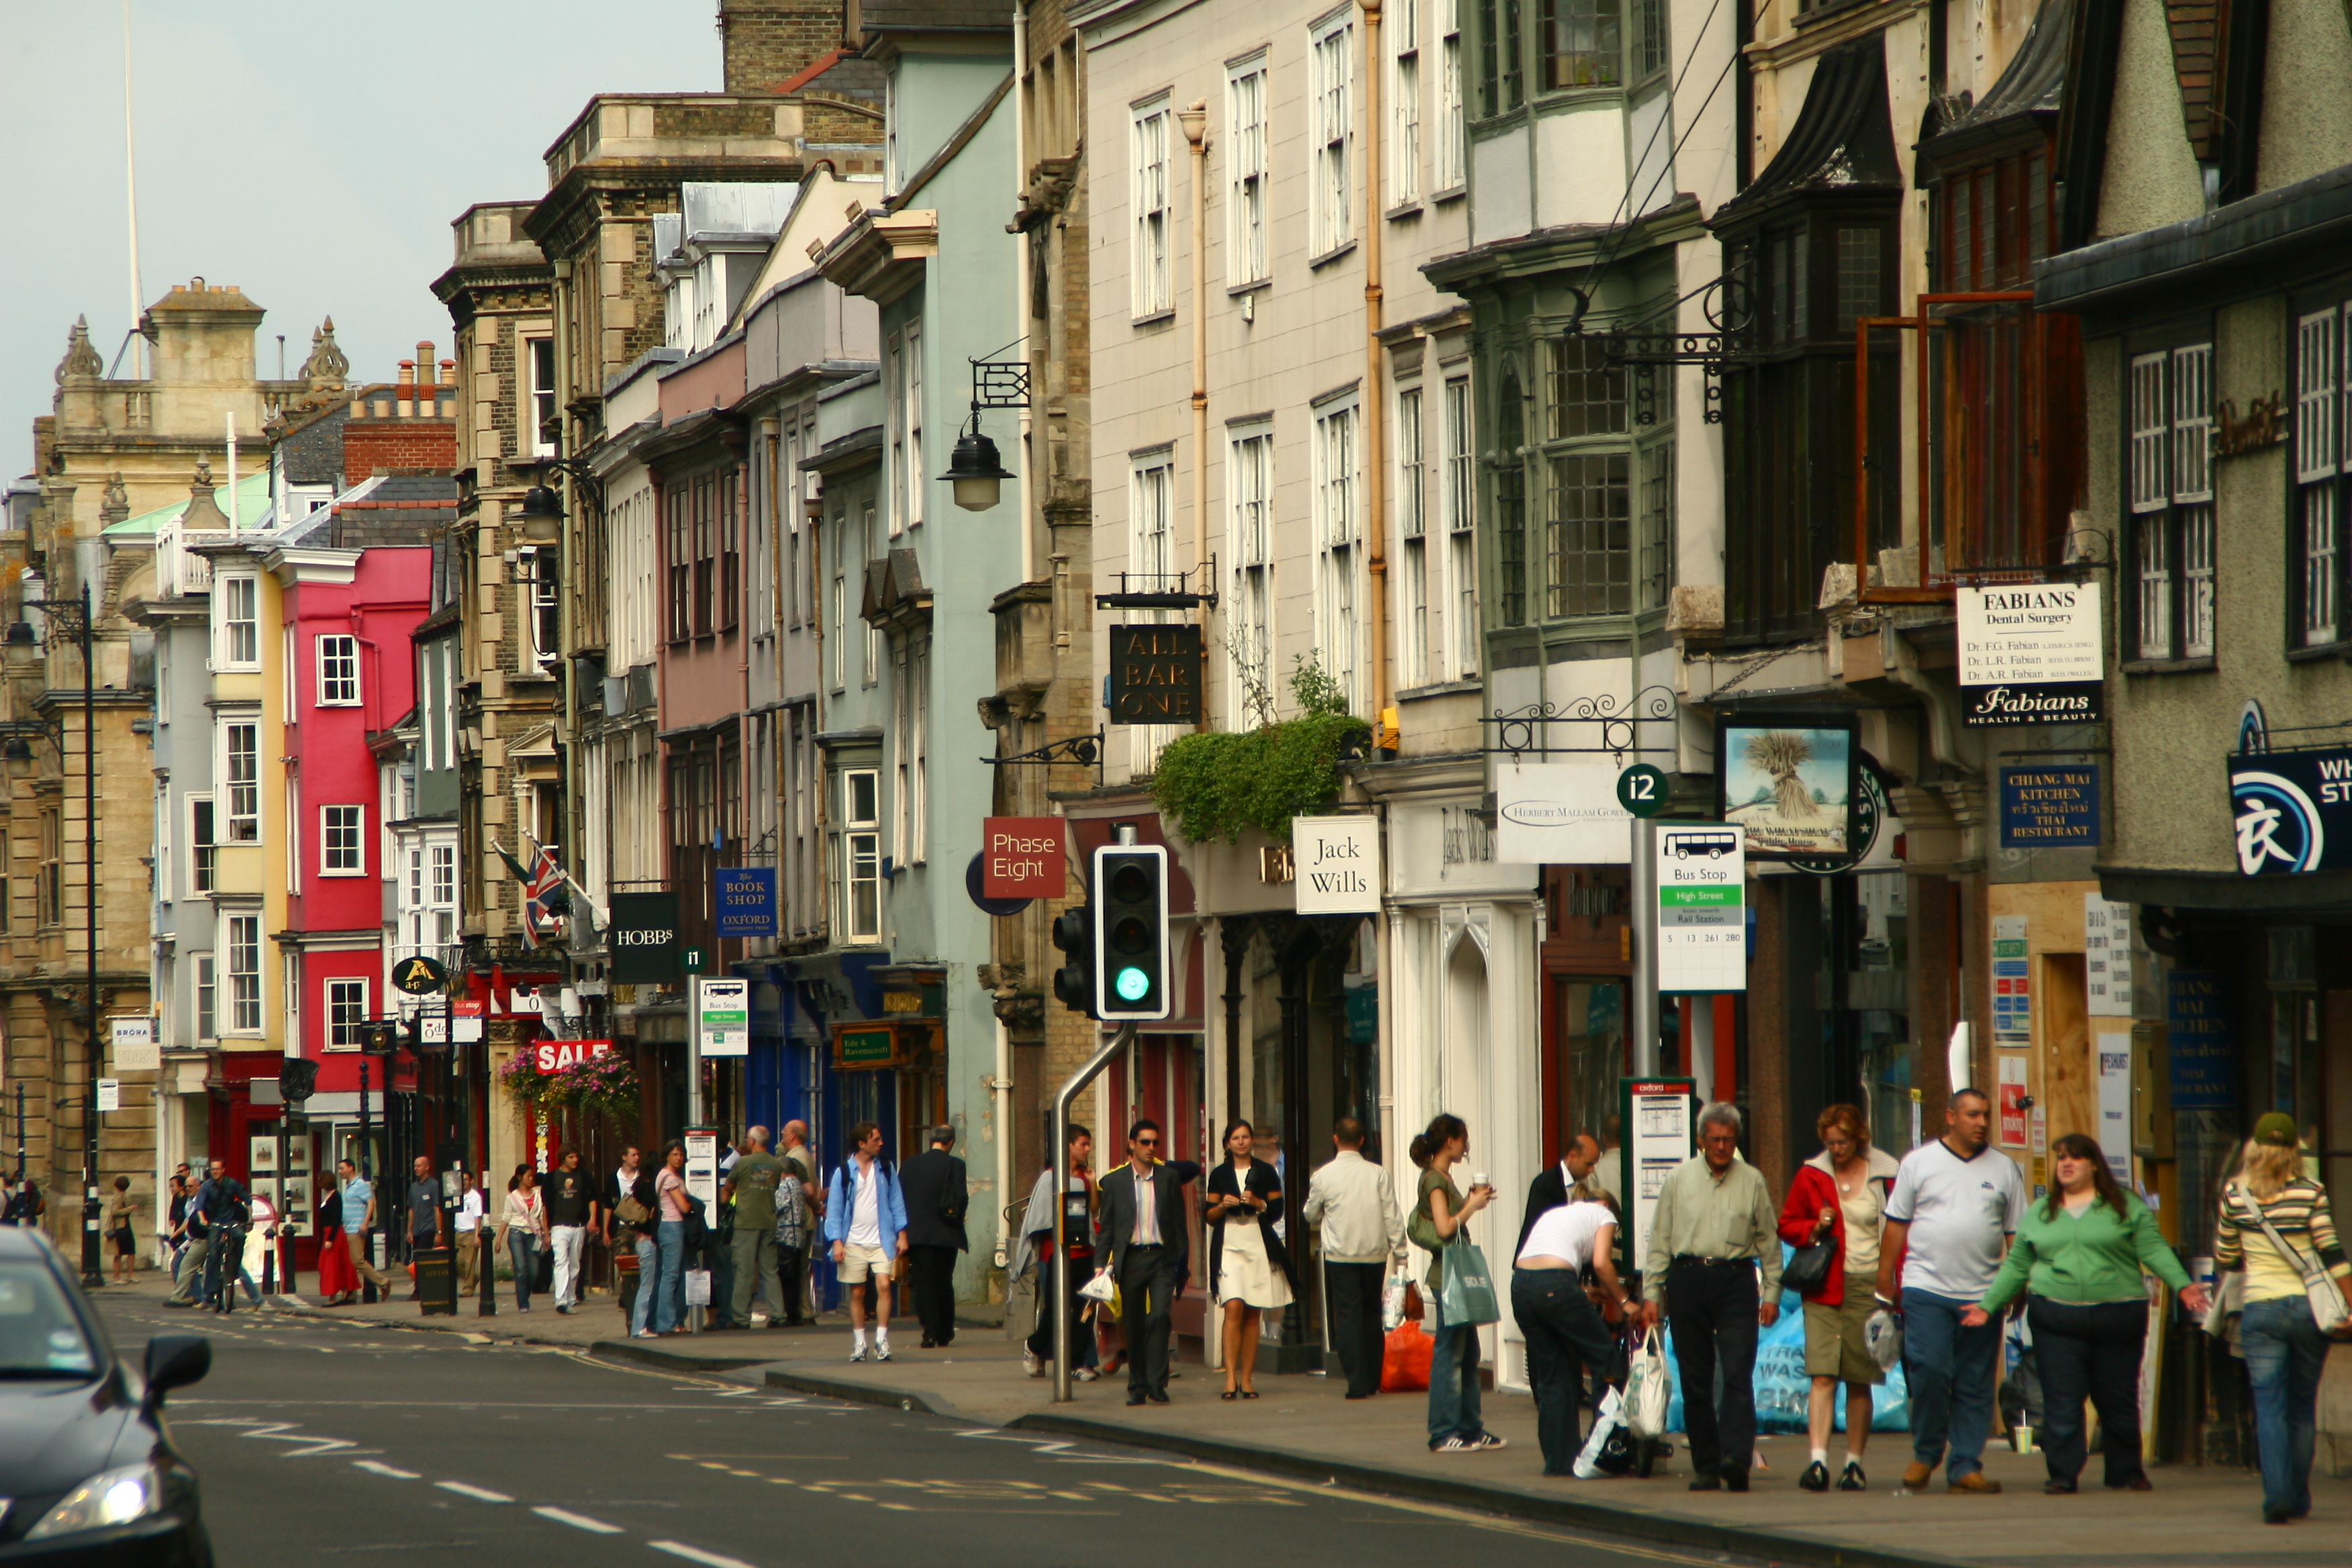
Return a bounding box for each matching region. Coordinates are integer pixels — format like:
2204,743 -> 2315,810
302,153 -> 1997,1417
1671,1255 -> 1752,1268
1126,1242 -> 1167,1251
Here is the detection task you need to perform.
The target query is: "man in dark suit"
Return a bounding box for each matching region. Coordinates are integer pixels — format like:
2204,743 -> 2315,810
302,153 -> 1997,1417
1095,1118 -> 1202,1406
1516,1132 -> 1603,1257
897,1125 -> 969,1347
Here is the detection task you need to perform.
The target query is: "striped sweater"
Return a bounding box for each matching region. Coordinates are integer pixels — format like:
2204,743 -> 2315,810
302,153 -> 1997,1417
2216,1177 -> 2351,1303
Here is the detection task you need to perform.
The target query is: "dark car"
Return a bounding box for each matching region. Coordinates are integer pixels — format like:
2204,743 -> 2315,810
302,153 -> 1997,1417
0,1226 -> 212,1564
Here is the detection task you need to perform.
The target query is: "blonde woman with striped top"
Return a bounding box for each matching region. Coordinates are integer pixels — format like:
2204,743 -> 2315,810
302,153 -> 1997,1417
2218,1112 -> 2352,1525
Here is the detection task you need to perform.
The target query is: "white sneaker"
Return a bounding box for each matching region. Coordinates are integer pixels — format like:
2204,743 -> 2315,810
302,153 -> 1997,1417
1022,1352 -> 1044,1378
876,1346 -> 893,1363
1074,1367 -> 1099,1382
849,1346 -> 867,1363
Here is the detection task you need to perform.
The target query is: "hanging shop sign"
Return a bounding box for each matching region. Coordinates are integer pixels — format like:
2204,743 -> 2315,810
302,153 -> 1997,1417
1992,915 -> 2030,1044
981,817 -> 1066,899
1654,824 -> 1746,993
450,999 -> 486,1043
1106,624 -> 1202,726
2228,746 -> 2352,875
1714,710 -> 1857,861
833,1022 -> 910,1071
2166,970 -> 2235,1110
1495,760 -> 1632,864
694,976 -> 750,1058
608,891 -> 683,983
391,955 -> 450,995
109,1016 -> 158,1073
2085,894 -> 2133,1016
530,1038 -> 612,1073
714,867 -> 776,939
1957,583 -> 2104,726
1998,765 -> 2101,848
1791,759 -> 1890,875
1292,815 -> 1381,915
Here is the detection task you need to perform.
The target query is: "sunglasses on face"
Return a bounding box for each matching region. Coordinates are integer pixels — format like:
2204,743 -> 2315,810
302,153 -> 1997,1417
1134,1136 -> 1159,1147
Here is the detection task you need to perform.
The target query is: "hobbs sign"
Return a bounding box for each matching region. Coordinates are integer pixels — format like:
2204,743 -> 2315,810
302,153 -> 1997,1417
1957,583 -> 2104,726
1292,815 -> 1380,915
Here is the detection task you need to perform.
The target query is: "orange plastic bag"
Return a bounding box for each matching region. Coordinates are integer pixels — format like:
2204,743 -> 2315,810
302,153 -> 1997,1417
1381,1321 -> 1434,1392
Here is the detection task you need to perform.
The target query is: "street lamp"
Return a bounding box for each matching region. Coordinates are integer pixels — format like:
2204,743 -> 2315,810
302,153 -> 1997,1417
13,587 -> 101,1289
940,418 -> 1014,512
516,485 -> 562,544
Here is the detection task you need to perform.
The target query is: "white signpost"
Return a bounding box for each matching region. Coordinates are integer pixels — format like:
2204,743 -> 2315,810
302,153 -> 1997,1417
111,1016 -> 158,1073
1653,824 -> 1747,993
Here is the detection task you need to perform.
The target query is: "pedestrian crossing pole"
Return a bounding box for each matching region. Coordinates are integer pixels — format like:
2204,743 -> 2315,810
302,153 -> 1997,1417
1050,1020 -> 1135,1404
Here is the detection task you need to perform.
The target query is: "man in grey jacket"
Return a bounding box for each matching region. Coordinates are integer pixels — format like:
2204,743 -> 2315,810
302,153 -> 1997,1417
1300,1118 -> 1407,1399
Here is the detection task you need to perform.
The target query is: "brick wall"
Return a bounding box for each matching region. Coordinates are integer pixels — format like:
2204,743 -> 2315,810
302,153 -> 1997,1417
719,0 -> 844,94
342,418 -> 456,484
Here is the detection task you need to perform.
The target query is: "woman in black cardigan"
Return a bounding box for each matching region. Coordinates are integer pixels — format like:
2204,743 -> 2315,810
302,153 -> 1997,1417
1206,1120 -> 1295,1398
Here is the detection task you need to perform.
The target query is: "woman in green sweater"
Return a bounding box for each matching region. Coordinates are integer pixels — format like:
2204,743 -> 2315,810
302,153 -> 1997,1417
1963,1134 -> 2208,1493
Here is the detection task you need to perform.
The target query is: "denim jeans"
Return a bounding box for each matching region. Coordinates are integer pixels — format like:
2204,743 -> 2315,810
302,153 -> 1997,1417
631,1234 -> 658,1334
1902,1287 -> 2000,1480
508,1233 -> 537,1310
654,1220 -> 687,1333
1512,1268 -> 1617,1474
2243,1296 -> 2331,1519
1426,1309 -> 1485,1446
2026,1296 -> 2147,1488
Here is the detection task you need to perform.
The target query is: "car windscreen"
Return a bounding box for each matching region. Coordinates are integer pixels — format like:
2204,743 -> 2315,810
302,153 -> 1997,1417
0,1259 -> 99,1378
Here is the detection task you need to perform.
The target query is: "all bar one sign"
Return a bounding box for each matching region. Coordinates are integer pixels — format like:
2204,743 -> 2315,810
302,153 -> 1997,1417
1107,624 -> 1201,725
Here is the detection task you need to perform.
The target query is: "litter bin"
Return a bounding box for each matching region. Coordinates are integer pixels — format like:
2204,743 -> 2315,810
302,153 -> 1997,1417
413,1246 -> 458,1316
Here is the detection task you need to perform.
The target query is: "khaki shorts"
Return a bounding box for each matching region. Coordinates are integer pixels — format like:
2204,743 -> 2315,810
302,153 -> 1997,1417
836,1241 -> 891,1283
1804,1292 -> 1884,1385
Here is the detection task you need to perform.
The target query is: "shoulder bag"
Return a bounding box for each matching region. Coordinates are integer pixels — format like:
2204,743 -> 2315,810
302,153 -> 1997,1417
1782,1238 -> 1834,1294
2233,1186 -> 2350,1333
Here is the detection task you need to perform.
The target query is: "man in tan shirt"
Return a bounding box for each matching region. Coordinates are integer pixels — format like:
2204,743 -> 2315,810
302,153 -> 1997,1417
1641,1104 -> 1780,1491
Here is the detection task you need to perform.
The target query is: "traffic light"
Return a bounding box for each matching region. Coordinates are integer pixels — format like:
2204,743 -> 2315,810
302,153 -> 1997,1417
1092,843 -> 1169,1022
1050,903 -> 1096,1017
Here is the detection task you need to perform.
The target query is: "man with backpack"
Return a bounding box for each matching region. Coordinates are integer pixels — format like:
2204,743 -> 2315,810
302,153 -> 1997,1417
725,1126 -> 790,1329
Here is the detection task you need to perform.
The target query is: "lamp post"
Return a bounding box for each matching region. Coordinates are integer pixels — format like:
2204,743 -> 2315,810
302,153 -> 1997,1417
938,348 -> 1028,513
16,588 -> 101,1289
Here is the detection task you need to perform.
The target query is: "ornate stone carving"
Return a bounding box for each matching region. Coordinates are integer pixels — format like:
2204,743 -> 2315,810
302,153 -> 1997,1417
299,317 -> 350,387
54,317 -> 102,383
99,473 -> 129,525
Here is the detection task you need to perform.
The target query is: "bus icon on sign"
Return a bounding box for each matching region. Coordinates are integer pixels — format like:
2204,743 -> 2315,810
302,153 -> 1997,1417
1663,830 -> 1739,861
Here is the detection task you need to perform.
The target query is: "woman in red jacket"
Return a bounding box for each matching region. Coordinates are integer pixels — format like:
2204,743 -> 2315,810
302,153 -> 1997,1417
1778,1103 -> 1900,1493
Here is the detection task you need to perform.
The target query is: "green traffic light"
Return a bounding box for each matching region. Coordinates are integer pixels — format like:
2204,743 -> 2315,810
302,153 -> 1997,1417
1114,967 -> 1149,1002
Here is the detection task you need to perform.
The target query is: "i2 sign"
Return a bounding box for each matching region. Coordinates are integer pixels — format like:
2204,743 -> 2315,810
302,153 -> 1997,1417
1616,764 -> 1669,818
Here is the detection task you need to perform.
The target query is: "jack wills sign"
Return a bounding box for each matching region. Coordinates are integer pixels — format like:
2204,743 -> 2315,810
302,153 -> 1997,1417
1957,583 -> 2104,726
1107,624 -> 1202,725
1291,815 -> 1381,915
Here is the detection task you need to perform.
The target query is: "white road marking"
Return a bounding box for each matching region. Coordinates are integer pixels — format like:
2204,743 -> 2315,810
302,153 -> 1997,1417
436,1481 -> 513,1502
354,1461 -> 422,1479
650,1542 -> 763,1568
534,1506 -> 624,1534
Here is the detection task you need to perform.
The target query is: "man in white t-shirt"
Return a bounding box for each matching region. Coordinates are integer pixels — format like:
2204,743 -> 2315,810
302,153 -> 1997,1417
452,1171 -> 486,1296
1875,1088 -> 2027,1496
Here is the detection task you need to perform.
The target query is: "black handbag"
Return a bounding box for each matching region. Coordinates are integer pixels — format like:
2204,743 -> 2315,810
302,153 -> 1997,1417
532,1242 -> 554,1293
1782,1240 -> 1834,1293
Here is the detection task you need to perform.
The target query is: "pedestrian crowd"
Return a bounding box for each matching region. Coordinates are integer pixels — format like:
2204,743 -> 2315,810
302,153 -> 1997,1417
1006,1090 -> 2338,1528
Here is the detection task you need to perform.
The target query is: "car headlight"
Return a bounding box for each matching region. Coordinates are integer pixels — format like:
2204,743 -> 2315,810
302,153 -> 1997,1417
23,1461 -> 170,1539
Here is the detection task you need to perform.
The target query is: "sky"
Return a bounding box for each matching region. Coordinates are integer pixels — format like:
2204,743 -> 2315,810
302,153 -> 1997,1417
0,1 -> 720,471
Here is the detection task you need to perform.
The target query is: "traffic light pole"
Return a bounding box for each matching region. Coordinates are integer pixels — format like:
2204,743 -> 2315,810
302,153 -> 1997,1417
1050,1020 -> 1135,1404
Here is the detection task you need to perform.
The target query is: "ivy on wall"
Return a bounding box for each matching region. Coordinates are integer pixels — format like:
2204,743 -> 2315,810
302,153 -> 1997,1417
1150,653 -> 1367,845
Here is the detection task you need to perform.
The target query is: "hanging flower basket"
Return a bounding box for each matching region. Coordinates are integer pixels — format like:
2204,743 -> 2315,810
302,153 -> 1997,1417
541,1050 -> 641,1127
497,1049 -> 549,1111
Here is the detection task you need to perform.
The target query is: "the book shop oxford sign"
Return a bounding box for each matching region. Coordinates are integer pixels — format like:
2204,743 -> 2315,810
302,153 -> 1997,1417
1957,583 -> 2104,726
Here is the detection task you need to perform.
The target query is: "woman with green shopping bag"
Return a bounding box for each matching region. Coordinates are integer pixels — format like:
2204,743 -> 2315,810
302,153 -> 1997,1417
1408,1113 -> 1506,1453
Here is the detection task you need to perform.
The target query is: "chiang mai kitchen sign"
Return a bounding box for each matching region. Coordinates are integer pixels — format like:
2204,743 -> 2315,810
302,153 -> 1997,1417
1957,583 -> 2103,726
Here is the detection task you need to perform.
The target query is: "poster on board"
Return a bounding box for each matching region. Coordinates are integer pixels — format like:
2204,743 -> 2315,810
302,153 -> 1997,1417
1714,711 -> 1857,860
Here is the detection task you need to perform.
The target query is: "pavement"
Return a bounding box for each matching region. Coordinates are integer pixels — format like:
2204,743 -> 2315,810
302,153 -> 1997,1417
97,1270 -> 2352,1567
93,1278 -> 1701,1568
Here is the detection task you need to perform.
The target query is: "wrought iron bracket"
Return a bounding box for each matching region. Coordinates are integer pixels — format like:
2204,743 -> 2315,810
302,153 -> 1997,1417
1097,554 -> 1218,609
983,728 -> 1104,775
1482,686 -> 1680,758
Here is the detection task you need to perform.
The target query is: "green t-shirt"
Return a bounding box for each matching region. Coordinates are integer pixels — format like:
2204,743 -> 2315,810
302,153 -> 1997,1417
1416,1167 -> 1464,1289
730,1152 -> 789,1229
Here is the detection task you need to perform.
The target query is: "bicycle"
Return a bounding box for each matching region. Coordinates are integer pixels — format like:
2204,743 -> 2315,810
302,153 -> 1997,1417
204,1220 -> 250,1314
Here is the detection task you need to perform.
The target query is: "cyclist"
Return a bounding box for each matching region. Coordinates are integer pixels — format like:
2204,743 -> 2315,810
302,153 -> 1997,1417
190,1159 -> 262,1312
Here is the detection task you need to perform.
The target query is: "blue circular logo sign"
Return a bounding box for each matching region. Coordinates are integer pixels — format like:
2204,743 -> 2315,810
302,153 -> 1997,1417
1114,967 -> 1150,1003
2232,770 -> 2324,875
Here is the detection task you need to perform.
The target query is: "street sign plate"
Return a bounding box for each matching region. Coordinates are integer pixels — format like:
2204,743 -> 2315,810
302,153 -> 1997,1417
391,955 -> 450,995
1654,823 -> 1746,993
1616,763 -> 1669,818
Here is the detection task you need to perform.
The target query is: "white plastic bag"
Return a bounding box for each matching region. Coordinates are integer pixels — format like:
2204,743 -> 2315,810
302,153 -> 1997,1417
1381,1267 -> 1413,1332
1077,1266 -> 1116,1304
1572,1386 -> 1626,1479
1865,1306 -> 1902,1371
1624,1326 -> 1671,1440
684,1268 -> 712,1307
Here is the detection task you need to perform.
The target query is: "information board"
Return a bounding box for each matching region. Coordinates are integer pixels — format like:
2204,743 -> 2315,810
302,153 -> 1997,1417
694,976 -> 749,1058
1654,824 -> 1746,993
1992,915 -> 2031,1044
1620,1077 -> 1695,1275
1957,583 -> 2104,725
685,1129 -> 720,1212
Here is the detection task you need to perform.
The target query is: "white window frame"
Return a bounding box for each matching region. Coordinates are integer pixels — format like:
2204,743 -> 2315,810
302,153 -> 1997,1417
1132,98 -> 1174,317
525,336 -> 558,458
316,633 -> 360,706
322,804 -> 364,876
1397,385 -> 1431,684
905,322 -> 924,530
222,722 -> 260,842
225,913 -> 262,1035
192,953 -> 216,1043
1314,398 -> 1365,712
326,977 -> 369,1050
1436,0 -> 1466,192
1444,373 -> 1477,674
1226,59 -> 1270,286
216,575 -> 259,669
1310,9 -> 1357,257
1228,424 -> 1276,722
430,842 -> 456,908
842,768 -> 883,944
187,793 -> 217,897
1393,0 -> 1423,208
1128,452 -> 1179,773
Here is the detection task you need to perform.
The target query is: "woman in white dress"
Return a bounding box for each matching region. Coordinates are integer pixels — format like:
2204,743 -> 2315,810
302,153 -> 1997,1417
1206,1120 -> 1295,1399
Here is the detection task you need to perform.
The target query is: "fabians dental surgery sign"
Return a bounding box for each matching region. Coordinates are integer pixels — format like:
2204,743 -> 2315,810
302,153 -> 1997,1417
1292,816 -> 1380,915
1957,583 -> 2103,726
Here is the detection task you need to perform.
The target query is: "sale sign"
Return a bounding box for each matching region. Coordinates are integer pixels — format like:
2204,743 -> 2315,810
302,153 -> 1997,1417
532,1038 -> 613,1073
982,817 -> 1066,899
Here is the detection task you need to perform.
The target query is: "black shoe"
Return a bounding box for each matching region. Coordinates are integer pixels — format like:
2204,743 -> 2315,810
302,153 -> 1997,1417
920,1336 -> 936,1349
1146,1389 -> 1169,1404
1836,1461 -> 1867,1492
1800,1461 -> 1829,1492
1687,1473 -> 1722,1492
2045,1480 -> 2077,1495
938,1333 -> 954,1346
1126,1393 -> 1148,1406
1722,1462 -> 1749,1493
